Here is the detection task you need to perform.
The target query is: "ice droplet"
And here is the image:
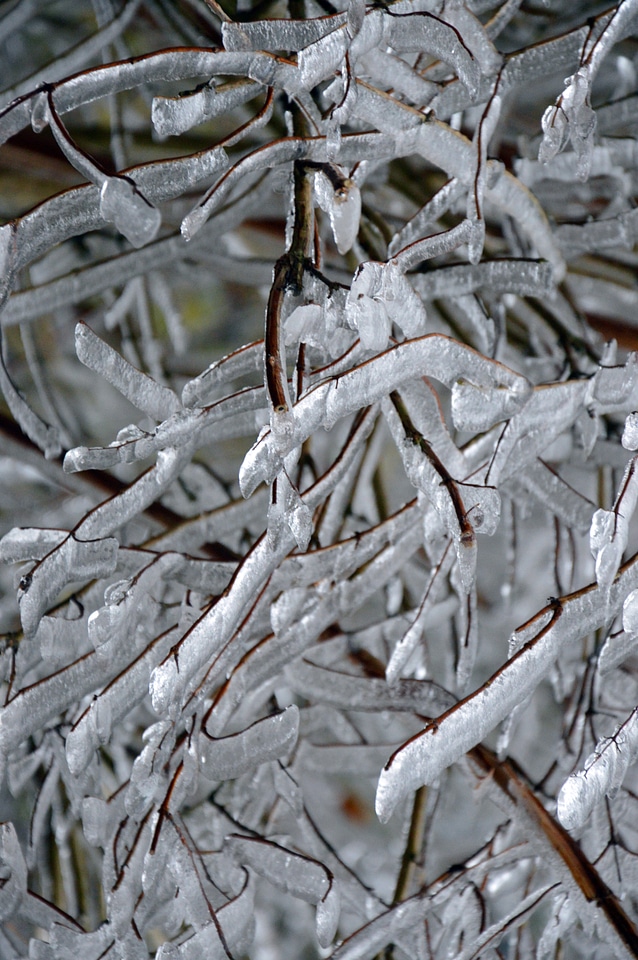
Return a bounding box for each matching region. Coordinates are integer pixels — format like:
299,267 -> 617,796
99,177 -> 161,248
181,205 -> 208,242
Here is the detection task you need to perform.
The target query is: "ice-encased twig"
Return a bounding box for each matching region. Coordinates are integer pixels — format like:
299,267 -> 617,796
17,533 -> 118,639
152,78 -> 262,136
149,406 -> 378,714
285,657 -> 455,714
0,0 -> 142,106
590,456 -> 638,594
375,551 -> 638,822
557,706 -> 638,831
224,834 -> 340,947
198,705 -> 299,781
74,322 -> 180,422
65,625 -> 179,775
240,335 -> 530,497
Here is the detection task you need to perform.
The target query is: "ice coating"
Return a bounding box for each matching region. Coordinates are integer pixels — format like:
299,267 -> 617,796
17,535 -> 118,639
224,834 -> 334,906
623,412 -> 638,450
239,335 -> 530,497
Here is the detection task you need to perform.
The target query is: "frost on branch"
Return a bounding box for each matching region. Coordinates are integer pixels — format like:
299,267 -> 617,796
4,2 -> 638,958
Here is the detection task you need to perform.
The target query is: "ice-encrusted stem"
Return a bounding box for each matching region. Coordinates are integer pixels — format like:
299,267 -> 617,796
376,551 -> 638,822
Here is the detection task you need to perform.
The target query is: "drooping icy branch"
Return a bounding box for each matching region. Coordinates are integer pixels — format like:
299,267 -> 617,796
206,521 -> 424,738
285,657 -> 454,715
0,333 -> 62,458
2,176 -> 273,326
375,551 -> 638,822
239,334 -> 530,497
66,625 -> 180,775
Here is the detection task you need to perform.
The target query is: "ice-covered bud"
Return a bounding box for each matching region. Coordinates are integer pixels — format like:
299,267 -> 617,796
100,177 -> 161,248
346,260 -> 426,348
314,169 -> 361,254
539,103 -> 568,164
30,91 -> 50,132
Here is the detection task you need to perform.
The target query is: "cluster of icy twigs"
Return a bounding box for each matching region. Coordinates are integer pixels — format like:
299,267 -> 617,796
4,0 -> 638,957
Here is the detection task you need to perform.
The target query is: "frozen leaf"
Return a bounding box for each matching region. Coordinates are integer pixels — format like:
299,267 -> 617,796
199,706 -> 299,780
99,176 -> 161,248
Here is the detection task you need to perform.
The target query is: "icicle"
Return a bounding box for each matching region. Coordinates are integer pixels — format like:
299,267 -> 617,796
199,706 -> 299,781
